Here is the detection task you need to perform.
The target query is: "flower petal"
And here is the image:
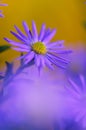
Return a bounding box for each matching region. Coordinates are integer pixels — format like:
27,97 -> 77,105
35,54 -> 41,67
32,21 -> 38,42
43,28 -> 51,39
38,24 -> 46,41
14,25 -> 27,39
47,40 -> 64,49
16,54 -> 28,61
43,29 -> 56,44
45,57 -> 54,70
24,51 -> 35,64
46,54 -> 66,69
80,75 -> 86,91
68,78 -> 81,94
12,47 -> 29,52
10,31 -> 27,42
0,4 -> 8,6
4,38 -> 30,49
65,85 -> 80,99
47,53 -> 69,64
22,21 -> 32,41
50,50 -> 72,54
40,55 -> 46,67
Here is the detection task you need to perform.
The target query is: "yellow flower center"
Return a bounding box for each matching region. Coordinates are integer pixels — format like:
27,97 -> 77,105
32,42 -> 47,55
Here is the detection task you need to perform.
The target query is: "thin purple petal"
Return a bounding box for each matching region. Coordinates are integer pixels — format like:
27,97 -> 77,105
42,28 -> 51,41
47,40 -> 64,49
45,57 -> 54,70
14,25 -> 27,39
46,54 -> 66,69
4,38 -> 30,49
22,21 -> 32,41
12,47 -> 29,52
32,21 -> 38,42
65,85 -> 80,99
40,55 -> 45,67
0,13 -> 4,17
38,24 -> 46,41
80,75 -> 86,91
0,4 -> 8,6
35,54 -> 41,67
43,29 -> 56,44
24,51 -> 34,64
68,79 -> 81,94
44,28 -> 51,36
10,31 -> 27,43
47,53 -> 69,64
49,50 -> 72,54
16,54 -> 28,61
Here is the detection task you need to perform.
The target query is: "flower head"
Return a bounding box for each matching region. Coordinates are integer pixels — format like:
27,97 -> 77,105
65,75 -> 86,128
4,21 -> 71,71
0,1 -> 7,17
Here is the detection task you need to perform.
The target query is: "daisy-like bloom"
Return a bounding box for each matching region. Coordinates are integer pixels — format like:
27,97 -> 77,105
0,1 -> 7,17
65,75 -> 86,128
4,21 -> 71,71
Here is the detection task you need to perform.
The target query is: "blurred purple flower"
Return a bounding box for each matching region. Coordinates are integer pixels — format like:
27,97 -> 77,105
4,21 -> 71,71
0,69 -> 67,129
0,2 -> 7,17
65,75 -> 86,128
66,48 -> 86,78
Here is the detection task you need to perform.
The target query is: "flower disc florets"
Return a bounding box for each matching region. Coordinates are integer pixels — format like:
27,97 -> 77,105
32,42 -> 47,55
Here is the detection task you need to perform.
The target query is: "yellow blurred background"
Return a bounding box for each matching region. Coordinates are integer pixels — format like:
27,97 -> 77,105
0,0 -> 86,68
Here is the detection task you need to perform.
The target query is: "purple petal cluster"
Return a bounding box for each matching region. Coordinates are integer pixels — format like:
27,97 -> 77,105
4,21 -> 71,71
65,75 -> 86,128
66,48 -> 86,78
0,2 -> 7,17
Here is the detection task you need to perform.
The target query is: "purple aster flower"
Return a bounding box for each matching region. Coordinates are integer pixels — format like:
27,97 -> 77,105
0,2 -> 7,17
65,75 -> 86,128
4,21 -> 71,71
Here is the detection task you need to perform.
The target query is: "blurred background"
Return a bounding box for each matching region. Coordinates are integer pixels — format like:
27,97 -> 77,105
0,0 -> 86,69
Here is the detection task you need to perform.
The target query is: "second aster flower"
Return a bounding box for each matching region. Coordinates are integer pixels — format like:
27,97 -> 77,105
4,21 -> 71,71
65,75 -> 86,128
0,2 -> 7,17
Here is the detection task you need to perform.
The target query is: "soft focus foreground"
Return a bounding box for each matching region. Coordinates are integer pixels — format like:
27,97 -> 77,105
0,64 -> 86,130
0,68 -> 68,130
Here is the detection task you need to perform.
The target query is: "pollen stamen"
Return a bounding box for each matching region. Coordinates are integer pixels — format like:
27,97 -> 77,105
32,42 -> 47,55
